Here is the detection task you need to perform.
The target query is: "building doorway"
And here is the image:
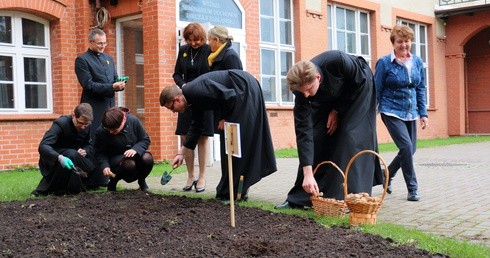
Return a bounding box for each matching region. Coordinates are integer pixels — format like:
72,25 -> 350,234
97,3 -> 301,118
116,16 -> 145,123
464,27 -> 490,133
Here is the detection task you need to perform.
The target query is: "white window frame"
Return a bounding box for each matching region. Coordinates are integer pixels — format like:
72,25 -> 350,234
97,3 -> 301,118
327,4 -> 371,63
397,19 -> 430,106
259,0 -> 295,105
0,11 -> 51,114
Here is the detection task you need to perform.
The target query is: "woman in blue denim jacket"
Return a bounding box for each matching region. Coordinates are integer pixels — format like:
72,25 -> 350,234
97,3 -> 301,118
374,25 -> 429,201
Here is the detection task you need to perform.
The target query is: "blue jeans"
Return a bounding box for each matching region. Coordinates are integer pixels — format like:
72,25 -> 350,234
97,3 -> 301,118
381,114 -> 418,193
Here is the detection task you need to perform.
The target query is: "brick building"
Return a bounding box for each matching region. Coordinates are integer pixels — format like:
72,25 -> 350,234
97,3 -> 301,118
0,0 -> 488,170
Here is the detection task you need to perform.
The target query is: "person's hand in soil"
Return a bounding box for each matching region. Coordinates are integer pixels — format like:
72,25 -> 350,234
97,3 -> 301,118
302,165 -> 320,196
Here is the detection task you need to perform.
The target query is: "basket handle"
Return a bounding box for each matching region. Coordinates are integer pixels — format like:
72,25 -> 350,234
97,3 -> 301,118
343,150 -> 389,203
312,161 -> 345,197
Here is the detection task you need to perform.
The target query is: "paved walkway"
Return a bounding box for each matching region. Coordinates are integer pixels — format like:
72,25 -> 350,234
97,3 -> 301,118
129,141 -> 490,247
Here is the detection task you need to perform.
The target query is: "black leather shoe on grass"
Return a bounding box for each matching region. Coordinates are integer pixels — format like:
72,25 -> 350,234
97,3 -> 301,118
107,178 -> 119,192
138,180 -> 149,192
407,193 -> 420,201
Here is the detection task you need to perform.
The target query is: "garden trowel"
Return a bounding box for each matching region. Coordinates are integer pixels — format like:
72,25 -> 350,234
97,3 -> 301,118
160,167 -> 176,185
72,166 -> 88,178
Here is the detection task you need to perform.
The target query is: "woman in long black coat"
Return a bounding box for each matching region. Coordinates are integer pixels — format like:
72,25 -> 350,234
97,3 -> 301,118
277,50 -> 383,209
160,70 -> 277,201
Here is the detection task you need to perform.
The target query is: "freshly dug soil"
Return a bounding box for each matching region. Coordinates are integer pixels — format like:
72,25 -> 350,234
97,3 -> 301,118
0,190 -> 444,257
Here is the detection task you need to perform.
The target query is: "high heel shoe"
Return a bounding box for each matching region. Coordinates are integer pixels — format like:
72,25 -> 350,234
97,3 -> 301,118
195,180 -> 205,193
183,180 -> 197,191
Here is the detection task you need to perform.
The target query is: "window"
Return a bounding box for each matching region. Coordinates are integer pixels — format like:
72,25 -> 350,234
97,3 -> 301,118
259,0 -> 294,104
398,20 -> 430,106
327,4 -> 371,61
0,12 -> 51,112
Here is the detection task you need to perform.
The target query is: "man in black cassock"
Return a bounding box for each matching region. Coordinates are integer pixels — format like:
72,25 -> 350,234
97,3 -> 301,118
75,28 -> 125,141
276,50 -> 383,209
33,103 -> 102,196
160,69 -> 277,201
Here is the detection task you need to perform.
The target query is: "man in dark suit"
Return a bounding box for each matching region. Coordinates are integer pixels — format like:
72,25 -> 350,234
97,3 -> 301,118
160,70 -> 277,201
75,28 -> 125,140
33,103 -> 99,195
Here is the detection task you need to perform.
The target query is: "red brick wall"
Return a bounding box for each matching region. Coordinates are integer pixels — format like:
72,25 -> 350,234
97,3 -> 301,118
0,0 -> 468,170
443,10 -> 490,135
0,0 -> 79,170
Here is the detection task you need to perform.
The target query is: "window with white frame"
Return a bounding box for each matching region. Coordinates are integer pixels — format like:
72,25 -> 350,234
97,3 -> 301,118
327,4 -> 371,62
0,12 -> 51,113
259,0 -> 294,104
398,19 -> 430,106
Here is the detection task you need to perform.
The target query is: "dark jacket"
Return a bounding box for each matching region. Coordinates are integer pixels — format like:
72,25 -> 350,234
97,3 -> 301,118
173,44 -> 211,87
34,115 -> 95,195
287,50 -> 382,204
182,70 -> 277,199
38,115 -> 93,174
172,44 -> 214,136
75,49 -> 118,139
210,40 -> 243,71
94,110 -> 151,171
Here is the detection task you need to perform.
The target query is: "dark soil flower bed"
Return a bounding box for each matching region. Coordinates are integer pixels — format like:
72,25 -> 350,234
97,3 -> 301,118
0,190 -> 443,257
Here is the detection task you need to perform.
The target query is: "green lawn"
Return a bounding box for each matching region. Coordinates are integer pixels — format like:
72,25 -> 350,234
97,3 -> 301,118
1,135 -> 490,257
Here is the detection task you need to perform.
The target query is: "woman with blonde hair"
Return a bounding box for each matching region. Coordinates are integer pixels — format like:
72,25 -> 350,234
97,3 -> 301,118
207,26 -> 243,71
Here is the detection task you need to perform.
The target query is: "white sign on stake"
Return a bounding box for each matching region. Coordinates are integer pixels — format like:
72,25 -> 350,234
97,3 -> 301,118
224,122 -> 241,158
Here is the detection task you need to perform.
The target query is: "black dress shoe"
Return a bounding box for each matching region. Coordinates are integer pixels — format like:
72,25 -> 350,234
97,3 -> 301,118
138,179 -> 149,192
107,178 -> 119,192
386,179 -> 393,194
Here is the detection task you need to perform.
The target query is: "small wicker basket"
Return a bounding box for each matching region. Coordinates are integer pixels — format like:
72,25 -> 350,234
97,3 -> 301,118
310,161 -> 348,218
343,150 -> 389,226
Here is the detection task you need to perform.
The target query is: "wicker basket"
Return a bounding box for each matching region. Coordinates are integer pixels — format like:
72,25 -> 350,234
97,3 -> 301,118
310,161 -> 348,218
343,150 -> 389,226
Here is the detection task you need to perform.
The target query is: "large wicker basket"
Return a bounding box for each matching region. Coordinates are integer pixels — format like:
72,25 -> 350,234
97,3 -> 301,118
310,161 -> 348,218
343,150 -> 389,226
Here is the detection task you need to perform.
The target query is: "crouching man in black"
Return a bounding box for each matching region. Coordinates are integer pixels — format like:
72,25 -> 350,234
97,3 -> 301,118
33,103 -> 105,196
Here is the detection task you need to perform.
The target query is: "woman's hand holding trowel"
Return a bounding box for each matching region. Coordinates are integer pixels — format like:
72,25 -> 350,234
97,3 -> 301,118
172,146 -> 189,168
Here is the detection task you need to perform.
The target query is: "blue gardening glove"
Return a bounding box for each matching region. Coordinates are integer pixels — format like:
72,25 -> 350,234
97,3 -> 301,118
58,155 -> 74,170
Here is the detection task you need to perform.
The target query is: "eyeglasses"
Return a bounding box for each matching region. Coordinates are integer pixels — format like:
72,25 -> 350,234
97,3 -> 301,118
92,41 -> 107,46
168,99 -> 175,111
